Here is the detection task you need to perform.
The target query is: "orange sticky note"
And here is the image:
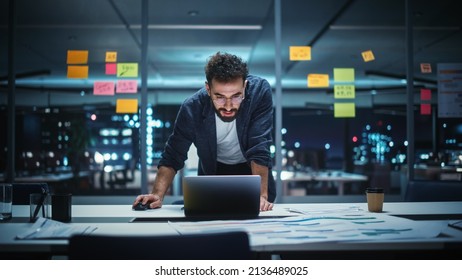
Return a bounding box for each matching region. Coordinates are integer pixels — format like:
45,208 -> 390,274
106,63 -> 117,75
361,50 -> 375,62
420,63 -> 432,73
93,81 -> 115,95
334,103 -> 356,118
67,50 -> 88,64
421,104 -> 431,115
307,74 -> 329,88
289,46 -> 311,61
67,65 -> 89,79
116,99 -> 138,113
106,52 -> 117,63
421,89 -> 431,100
116,80 -> 138,94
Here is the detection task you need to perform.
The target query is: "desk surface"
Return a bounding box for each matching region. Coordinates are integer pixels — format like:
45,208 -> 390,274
1,202 -> 462,258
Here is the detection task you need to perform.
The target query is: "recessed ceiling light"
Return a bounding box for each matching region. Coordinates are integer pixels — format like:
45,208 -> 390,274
188,10 -> 199,16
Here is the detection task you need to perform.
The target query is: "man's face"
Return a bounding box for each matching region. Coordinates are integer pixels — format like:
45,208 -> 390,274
206,78 -> 247,122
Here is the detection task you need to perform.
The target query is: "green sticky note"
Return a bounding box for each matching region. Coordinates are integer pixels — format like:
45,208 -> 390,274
334,68 -> 355,82
334,85 -> 355,99
117,63 -> 138,78
334,103 -> 355,118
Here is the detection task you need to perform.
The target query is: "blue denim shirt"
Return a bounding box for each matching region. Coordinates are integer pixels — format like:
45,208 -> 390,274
159,75 -> 273,174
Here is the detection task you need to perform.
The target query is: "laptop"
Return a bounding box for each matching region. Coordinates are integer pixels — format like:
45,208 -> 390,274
182,175 -> 261,220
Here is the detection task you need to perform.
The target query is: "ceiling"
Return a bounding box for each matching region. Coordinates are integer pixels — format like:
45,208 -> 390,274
0,0 -> 461,108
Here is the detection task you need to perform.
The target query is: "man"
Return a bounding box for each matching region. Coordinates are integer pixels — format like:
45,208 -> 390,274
133,52 -> 275,211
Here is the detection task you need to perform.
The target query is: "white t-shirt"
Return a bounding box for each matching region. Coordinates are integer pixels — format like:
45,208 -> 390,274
215,114 -> 246,164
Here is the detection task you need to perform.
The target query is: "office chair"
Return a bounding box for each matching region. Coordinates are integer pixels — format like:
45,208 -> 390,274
68,231 -> 252,260
405,180 -> 462,202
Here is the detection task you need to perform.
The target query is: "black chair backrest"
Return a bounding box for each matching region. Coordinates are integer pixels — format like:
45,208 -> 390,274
68,231 -> 252,260
405,180 -> 462,202
12,183 -> 49,205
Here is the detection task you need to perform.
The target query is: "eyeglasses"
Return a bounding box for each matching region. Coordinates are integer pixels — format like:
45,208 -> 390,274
211,95 -> 245,106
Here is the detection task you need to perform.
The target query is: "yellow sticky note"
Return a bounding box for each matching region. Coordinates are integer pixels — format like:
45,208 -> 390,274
361,50 -> 375,62
117,63 -> 138,77
334,85 -> 355,99
334,103 -> 356,118
106,52 -> 117,63
116,99 -> 138,114
67,50 -> 88,64
289,46 -> 311,61
307,74 -> 329,88
334,68 -> 355,82
67,65 -> 89,79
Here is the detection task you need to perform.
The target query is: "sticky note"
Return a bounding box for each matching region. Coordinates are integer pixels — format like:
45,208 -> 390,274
421,104 -> 431,115
420,63 -> 432,73
307,74 -> 329,88
334,85 -> 355,99
334,103 -> 355,118
106,63 -> 117,75
289,46 -> 311,61
67,50 -> 88,64
93,81 -> 115,95
421,88 -> 431,100
116,99 -> 138,113
334,68 -> 355,82
117,63 -> 138,77
67,65 -> 89,79
361,50 -> 375,62
106,52 -> 117,63
116,80 -> 138,94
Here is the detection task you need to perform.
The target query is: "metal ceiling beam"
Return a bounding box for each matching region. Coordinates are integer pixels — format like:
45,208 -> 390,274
107,0 -> 161,80
283,0 -> 355,76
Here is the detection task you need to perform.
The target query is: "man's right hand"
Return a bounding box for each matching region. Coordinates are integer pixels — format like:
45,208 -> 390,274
132,194 -> 163,209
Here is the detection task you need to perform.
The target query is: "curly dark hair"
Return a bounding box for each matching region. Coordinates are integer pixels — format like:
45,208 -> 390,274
205,52 -> 249,85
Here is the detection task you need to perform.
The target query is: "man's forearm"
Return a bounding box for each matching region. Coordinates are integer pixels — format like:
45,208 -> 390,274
250,161 -> 269,199
151,166 -> 176,199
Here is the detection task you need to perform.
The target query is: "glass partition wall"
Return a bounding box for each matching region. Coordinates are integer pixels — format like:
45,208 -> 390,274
1,0 -> 461,201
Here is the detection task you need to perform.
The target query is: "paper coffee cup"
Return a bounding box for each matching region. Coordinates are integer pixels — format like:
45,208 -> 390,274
366,188 -> 384,212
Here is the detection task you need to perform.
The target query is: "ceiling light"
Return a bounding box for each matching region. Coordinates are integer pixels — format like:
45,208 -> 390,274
147,24 -> 262,30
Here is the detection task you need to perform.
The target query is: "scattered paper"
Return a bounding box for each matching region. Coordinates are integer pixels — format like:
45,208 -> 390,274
16,218 -> 97,240
169,212 -> 446,247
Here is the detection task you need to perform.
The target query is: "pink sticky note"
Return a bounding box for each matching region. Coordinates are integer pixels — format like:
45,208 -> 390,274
93,81 -> 115,95
421,88 -> 432,100
106,63 -> 117,75
116,80 -> 138,93
421,104 -> 431,115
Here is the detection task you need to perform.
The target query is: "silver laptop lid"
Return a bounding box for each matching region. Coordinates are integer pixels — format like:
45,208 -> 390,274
182,175 -> 261,219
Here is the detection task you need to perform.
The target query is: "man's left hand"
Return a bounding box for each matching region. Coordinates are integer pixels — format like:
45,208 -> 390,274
260,196 -> 273,211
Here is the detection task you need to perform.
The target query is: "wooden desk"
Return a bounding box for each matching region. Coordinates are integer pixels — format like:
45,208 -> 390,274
1,202 -> 461,259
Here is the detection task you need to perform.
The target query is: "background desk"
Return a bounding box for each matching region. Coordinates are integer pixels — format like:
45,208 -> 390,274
279,170 -> 368,195
1,202 -> 461,259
